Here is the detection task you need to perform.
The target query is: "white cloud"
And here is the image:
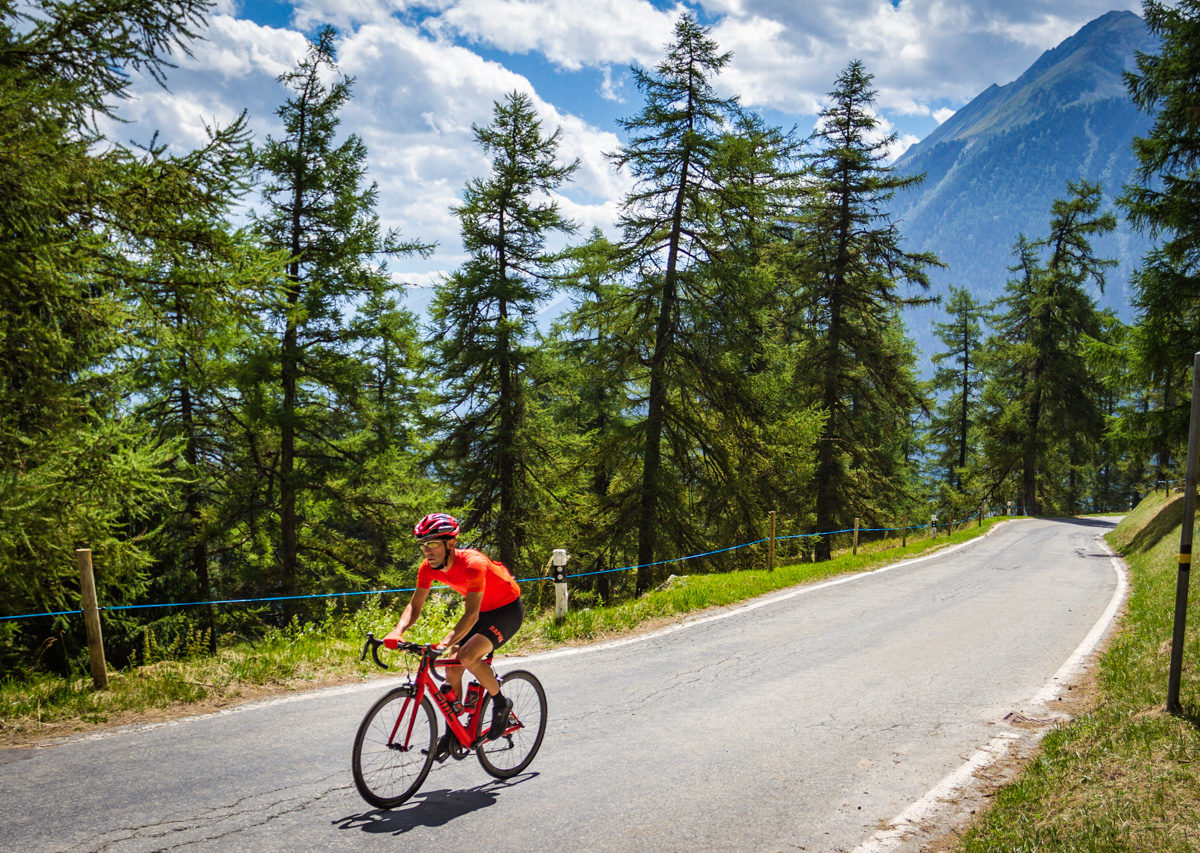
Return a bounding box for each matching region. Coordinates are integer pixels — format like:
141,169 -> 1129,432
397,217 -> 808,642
114,0 -> 1151,283
428,0 -> 682,70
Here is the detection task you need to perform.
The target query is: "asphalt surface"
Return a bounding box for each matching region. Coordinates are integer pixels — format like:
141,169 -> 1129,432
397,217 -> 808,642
0,517 -> 1125,852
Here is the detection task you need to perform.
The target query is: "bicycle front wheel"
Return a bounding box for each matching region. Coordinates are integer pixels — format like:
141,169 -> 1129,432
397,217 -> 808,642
352,686 -> 437,808
477,670 -> 547,779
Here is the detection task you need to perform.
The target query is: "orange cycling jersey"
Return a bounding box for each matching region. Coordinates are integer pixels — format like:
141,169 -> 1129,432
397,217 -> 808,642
417,547 -> 521,612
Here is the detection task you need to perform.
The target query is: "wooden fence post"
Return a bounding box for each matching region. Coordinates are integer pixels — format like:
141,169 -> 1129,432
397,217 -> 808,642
768,510 -> 776,572
902,514 -> 907,547
853,517 -> 860,555
76,548 -> 108,689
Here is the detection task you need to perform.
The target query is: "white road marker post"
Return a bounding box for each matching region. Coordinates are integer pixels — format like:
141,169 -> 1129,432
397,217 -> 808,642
552,548 -> 569,623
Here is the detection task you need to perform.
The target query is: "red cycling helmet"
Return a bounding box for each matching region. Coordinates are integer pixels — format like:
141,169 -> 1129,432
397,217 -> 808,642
414,512 -> 460,541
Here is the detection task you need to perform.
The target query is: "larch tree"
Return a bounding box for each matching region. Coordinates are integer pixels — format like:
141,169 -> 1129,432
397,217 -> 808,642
1120,0 -> 1200,468
784,60 -> 937,561
609,14 -> 791,591
253,27 -> 431,608
427,90 -> 578,571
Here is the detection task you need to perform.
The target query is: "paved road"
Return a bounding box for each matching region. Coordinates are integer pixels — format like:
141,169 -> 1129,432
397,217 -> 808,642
0,518 -> 1124,852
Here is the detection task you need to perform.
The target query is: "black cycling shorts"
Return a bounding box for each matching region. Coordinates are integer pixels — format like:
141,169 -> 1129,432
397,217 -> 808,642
464,595 -> 523,650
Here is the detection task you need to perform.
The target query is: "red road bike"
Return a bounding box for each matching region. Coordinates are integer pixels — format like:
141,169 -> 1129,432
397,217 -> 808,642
352,634 -> 547,808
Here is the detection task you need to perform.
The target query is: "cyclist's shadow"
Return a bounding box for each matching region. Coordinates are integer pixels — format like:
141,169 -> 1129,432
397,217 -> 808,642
334,773 -> 538,836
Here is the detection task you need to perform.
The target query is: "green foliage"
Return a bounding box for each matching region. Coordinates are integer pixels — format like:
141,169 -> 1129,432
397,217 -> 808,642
1116,0 -> 1200,476
979,181 -> 1116,514
608,14 -> 800,588
250,26 -> 435,609
427,91 -> 578,573
779,59 -> 938,559
926,287 -> 986,490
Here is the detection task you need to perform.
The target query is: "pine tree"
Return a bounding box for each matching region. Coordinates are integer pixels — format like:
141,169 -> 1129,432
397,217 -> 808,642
927,287 -> 986,489
980,181 -> 1115,515
253,27 -> 431,608
1119,0 -> 1200,467
610,14 -> 791,591
129,119 -> 282,653
0,0 -> 228,668
427,91 -> 577,570
783,60 -> 937,561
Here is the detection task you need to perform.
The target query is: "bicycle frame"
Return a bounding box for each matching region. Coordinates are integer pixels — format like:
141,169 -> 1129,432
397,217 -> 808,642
363,638 -> 507,751
354,634 -> 547,807
407,655 -> 491,750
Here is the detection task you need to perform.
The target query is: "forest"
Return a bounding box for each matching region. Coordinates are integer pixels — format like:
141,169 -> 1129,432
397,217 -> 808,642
2,0 -> 1197,677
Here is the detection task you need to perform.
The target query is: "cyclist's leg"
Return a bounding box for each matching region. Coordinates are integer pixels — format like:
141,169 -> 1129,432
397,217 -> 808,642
456,633 -> 500,696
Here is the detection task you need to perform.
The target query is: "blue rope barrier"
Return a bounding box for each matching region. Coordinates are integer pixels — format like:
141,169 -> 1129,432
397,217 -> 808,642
5,506 -> 1113,623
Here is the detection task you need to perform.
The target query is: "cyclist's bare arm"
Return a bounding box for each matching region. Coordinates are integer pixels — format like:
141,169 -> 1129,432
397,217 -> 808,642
384,587 -> 430,643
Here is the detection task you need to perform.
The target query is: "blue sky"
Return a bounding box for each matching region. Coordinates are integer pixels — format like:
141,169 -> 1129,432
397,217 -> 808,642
119,0 -> 1145,288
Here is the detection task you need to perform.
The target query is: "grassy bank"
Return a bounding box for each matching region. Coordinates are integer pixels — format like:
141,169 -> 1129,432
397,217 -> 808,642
1,517 -> 1004,745
961,492 -> 1200,851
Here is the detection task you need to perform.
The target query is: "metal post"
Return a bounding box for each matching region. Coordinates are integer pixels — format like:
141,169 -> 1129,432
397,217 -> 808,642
768,511 -> 776,572
1167,353 -> 1200,715
552,548 -> 569,623
76,548 -> 108,689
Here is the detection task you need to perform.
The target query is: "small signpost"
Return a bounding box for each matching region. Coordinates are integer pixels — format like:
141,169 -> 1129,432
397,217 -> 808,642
1167,353 -> 1200,716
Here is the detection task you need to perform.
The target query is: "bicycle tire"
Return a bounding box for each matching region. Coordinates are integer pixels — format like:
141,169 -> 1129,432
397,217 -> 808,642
476,670 -> 547,779
352,685 -> 437,808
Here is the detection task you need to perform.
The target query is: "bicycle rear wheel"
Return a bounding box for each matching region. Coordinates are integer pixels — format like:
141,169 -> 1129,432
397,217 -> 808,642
476,670 -> 547,779
352,686 -> 437,808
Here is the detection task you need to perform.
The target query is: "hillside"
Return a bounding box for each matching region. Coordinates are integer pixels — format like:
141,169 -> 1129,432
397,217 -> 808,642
892,10 -> 1159,356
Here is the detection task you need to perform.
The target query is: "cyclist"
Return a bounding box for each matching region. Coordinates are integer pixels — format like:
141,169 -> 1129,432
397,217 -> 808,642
383,513 -> 523,755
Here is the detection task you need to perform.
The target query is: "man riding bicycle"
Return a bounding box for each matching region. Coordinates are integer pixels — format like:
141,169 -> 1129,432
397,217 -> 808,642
383,513 -> 523,754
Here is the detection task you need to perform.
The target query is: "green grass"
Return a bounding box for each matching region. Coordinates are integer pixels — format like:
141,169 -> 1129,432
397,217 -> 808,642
0,518 -> 1003,743
960,491 -> 1200,852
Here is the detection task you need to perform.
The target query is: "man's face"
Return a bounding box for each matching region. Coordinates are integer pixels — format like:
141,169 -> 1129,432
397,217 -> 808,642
420,539 -> 451,568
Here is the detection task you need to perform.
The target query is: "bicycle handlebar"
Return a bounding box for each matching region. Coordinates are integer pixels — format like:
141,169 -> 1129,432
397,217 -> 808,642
360,634 -> 445,675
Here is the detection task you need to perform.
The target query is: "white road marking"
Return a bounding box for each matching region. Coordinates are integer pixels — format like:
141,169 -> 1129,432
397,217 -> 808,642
850,531 -> 1129,853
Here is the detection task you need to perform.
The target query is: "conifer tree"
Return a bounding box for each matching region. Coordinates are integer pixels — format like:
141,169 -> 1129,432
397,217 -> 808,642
610,14 -> 791,590
980,181 -> 1115,515
783,60 -> 937,560
1119,0 -> 1200,466
130,119 -> 281,653
254,27 -> 431,607
927,287 -> 986,489
427,91 -> 577,570
0,0 -> 230,667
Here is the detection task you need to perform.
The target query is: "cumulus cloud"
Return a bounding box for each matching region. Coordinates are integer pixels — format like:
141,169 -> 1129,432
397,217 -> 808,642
428,0 -> 683,70
114,0 -> 1149,284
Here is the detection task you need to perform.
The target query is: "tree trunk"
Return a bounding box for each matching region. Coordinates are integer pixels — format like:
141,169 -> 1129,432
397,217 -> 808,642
635,152 -> 689,594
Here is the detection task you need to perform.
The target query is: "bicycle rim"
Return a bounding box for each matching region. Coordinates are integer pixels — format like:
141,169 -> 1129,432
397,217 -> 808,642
476,670 -> 547,779
352,686 -> 437,808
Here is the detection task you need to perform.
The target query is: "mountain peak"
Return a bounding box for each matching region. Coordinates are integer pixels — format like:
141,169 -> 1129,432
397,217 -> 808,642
897,9 -> 1154,168
890,9 -> 1160,359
